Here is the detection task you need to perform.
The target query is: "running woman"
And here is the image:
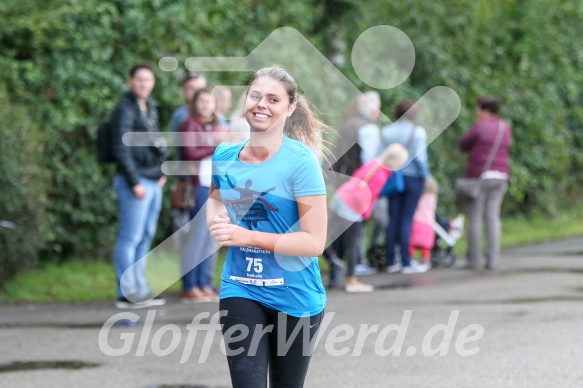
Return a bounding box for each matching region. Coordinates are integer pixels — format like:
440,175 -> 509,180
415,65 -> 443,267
207,67 -> 331,388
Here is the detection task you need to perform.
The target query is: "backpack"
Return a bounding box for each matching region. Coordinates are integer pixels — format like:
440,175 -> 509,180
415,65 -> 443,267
97,122 -> 115,163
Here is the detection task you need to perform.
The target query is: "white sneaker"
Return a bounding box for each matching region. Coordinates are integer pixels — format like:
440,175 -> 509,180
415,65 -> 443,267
387,263 -> 403,273
354,264 -> 378,276
402,262 -> 428,274
345,283 -> 374,293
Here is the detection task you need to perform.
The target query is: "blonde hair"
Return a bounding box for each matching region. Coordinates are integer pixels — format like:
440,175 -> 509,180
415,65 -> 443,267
362,144 -> 408,184
247,67 -> 333,153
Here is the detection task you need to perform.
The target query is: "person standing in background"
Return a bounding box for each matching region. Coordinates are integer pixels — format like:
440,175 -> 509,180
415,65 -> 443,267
179,88 -> 224,302
212,85 -> 232,127
110,63 -> 168,309
170,73 -> 207,133
381,100 -> 431,274
458,96 -> 512,270
325,91 -> 382,287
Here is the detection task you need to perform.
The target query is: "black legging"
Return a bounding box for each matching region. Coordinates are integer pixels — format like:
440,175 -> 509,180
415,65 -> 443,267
220,297 -> 323,388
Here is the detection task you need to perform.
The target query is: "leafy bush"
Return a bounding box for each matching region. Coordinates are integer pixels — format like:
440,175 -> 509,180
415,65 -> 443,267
332,0 -> 583,215
0,0 -> 327,269
0,91 -> 50,285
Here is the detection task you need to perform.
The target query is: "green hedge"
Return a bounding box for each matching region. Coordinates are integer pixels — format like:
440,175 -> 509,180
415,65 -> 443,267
0,89 -> 50,283
333,0 -> 583,215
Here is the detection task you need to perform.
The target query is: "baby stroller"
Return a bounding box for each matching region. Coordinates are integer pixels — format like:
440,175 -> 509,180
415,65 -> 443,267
366,214 -> 464,269
429,214 -> 464,268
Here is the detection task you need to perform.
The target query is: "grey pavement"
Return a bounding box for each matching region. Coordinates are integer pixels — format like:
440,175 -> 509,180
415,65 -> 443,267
1,237 -> 583,387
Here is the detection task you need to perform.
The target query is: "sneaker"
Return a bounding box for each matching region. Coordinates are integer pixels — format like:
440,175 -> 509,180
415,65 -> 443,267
328,255 -> 344,288
143,294 -> 166,306
354,263 -> 378,276
387,263 -> 403,273
401,262 -> 428,274
115,297 -> 145,310
345,283 -> 374,293
115,295 -> 165,310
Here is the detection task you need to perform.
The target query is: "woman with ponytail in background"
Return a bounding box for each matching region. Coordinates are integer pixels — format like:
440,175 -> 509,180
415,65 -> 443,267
207,67 -> 331,388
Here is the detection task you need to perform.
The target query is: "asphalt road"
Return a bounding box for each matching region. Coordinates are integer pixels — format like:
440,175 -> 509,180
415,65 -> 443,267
1,237 -> 583,388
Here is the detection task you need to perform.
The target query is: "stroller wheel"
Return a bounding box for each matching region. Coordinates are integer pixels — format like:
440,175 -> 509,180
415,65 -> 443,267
367,245 -> 385,271
430,250 -> 444,268
440,251 -> 456,268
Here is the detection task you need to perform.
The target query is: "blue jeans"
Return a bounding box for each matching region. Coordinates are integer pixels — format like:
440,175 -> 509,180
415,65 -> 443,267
385,176 -> 425,267
113,174 -> 163,299
181,186 -> 218,292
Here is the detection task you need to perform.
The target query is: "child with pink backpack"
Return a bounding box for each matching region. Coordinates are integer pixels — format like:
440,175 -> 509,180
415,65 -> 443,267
326,143 -> 408,292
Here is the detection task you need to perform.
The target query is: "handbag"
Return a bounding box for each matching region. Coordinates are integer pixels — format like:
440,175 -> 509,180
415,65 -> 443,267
381,170 -> 405,196
455,122 -> 505,199
454,177 -> 481,199
380,124 -> 417,197
171,178 -> 196,209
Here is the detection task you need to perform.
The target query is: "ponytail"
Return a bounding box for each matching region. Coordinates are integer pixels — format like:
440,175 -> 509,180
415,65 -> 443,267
284,95 -> 332,153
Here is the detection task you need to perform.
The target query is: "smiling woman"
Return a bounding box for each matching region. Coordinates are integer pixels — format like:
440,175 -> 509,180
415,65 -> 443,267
206,67 -> 332,388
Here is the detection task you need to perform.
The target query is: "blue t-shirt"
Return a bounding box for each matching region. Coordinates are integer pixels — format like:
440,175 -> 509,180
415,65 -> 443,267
211,136 -> 327,317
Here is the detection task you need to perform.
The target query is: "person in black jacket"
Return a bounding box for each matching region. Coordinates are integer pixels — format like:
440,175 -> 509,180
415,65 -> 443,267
111,63 -> 168,309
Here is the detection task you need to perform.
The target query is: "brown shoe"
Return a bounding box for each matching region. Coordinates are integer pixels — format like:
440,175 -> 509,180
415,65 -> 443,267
201,286 -> 220,302
181,287 -> 212,303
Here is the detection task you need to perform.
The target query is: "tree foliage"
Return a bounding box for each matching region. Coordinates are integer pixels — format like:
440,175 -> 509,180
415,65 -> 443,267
0,87 -> 49,283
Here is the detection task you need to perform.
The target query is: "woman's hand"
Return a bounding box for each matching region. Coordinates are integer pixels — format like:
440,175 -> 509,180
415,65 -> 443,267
208,211 -> 230,228
209,221 -> 250,247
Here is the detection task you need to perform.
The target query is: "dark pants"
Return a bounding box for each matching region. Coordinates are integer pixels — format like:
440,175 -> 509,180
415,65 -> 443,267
385,176 -> 425,267
220,297 -> 323,388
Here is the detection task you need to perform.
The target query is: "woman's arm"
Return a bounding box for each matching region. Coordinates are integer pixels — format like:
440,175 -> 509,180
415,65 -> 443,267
209,195 -> 327,257
459,123 -> 478,151
206,182 -> 230,230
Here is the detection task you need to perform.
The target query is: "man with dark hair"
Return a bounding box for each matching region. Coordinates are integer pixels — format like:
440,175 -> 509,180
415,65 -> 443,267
170,72 -> 207,133
110,63 -> 168,309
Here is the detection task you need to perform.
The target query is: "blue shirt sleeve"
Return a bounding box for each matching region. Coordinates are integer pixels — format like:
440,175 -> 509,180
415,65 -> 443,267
292,149 -> 326,197
211,144 -> 224,188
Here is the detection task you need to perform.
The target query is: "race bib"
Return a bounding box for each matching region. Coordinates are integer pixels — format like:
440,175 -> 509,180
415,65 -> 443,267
230,246 -> 284,286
